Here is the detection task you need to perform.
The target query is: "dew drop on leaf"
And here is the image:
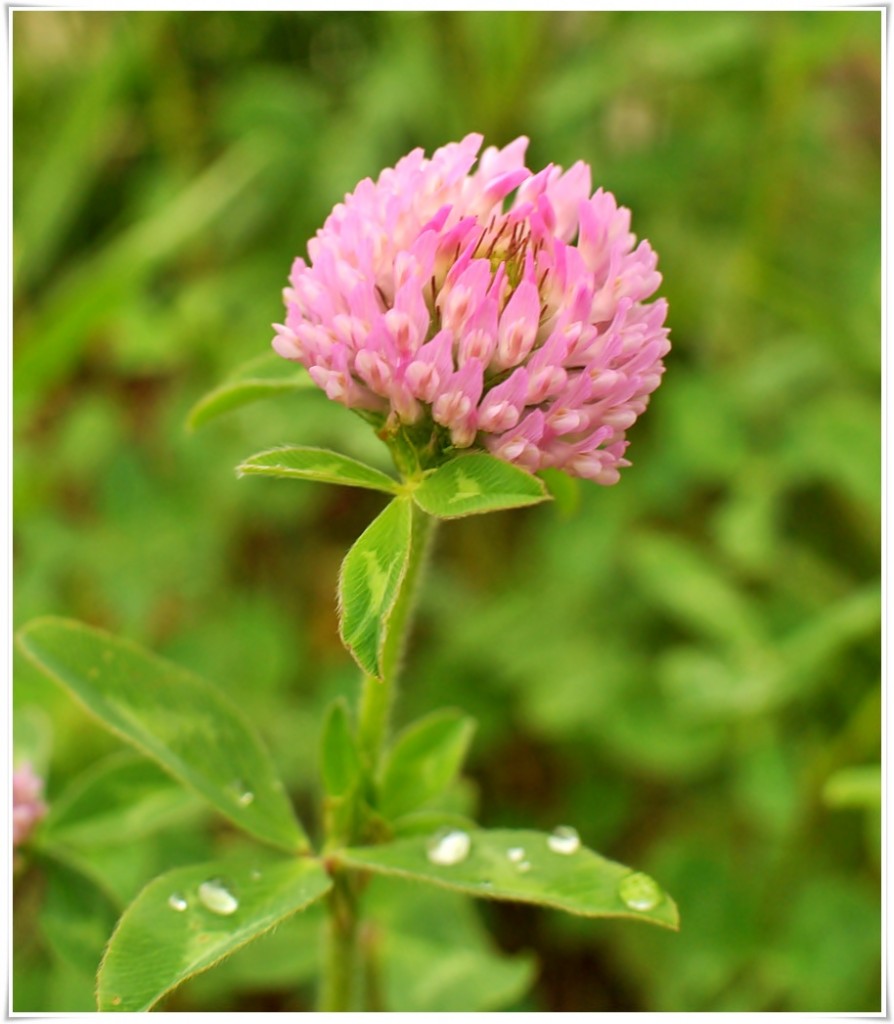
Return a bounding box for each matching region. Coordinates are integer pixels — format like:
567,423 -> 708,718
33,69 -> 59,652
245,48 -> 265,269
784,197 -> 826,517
197,879 -> 239,916
167,893 -> 188,912
426,828 -> 471,866
507,847 -> 526,863
231,780 -> 255,806
618,871 -> 662,911
547,825 -> 581,855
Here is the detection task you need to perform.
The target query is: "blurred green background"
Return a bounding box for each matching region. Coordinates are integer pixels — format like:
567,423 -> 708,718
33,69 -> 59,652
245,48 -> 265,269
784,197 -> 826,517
13,10 -> 881,1013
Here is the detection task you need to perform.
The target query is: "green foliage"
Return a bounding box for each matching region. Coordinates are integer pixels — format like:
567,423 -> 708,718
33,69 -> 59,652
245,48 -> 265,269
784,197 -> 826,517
13,8 -> 880,1013
41,751 -> 201,848
413,453 -> 551,518
187,353 -> 317,431
338,497 -> 413,678
320,698 -> 362,799
538,467 -> 582,518
18,608 -> 671,1008
378,709 -> 476,820
97,856 -> 332,1011
823,765 -> 881,809
335,830 -> 678,929
175,904 -> 324,1004
39,857 -> 122,977
366,879 -> 536,1011
238,445 -> 400,494
175,879 -> 536,1012
18,618 -> 309,853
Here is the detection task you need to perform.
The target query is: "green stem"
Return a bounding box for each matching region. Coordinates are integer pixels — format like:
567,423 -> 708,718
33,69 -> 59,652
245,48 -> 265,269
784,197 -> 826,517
360,920 -> 386,1012
318,503 -> 436,1011
319,873 -> 358,1012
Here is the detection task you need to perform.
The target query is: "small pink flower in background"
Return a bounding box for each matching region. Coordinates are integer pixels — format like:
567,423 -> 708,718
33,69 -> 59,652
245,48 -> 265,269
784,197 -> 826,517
13,762 -> 47,849
274,134 -> 669,484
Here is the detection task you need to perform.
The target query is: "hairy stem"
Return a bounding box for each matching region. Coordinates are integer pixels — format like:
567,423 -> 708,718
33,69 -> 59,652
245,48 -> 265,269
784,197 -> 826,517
319,504 -> 436,1011
319,873 -> 358,1012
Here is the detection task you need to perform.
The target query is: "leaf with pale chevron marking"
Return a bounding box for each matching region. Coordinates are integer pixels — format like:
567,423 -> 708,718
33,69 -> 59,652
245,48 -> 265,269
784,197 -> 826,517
97,856 -> 331,1011
413,454 -> 550,518
338,497 -> 413,677
17,618 -> 309,853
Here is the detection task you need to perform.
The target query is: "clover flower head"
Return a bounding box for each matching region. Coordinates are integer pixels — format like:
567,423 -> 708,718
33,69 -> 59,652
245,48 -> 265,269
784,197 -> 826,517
273,134 -> 669,484
13,762 -> 47,849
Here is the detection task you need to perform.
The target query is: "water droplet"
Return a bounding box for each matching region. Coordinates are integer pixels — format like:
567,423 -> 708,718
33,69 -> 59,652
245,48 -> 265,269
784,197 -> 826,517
480,880 -> 494,890
618,872 -> 662,912
426,828 -> 471,866
231,781 -> 255,806
517,860 -> 532,873
547,825 -> 581,855
197,879 -> 239,916
507,847 -> 526,863
250,869 -> 262,881
167,893 -> 188,912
